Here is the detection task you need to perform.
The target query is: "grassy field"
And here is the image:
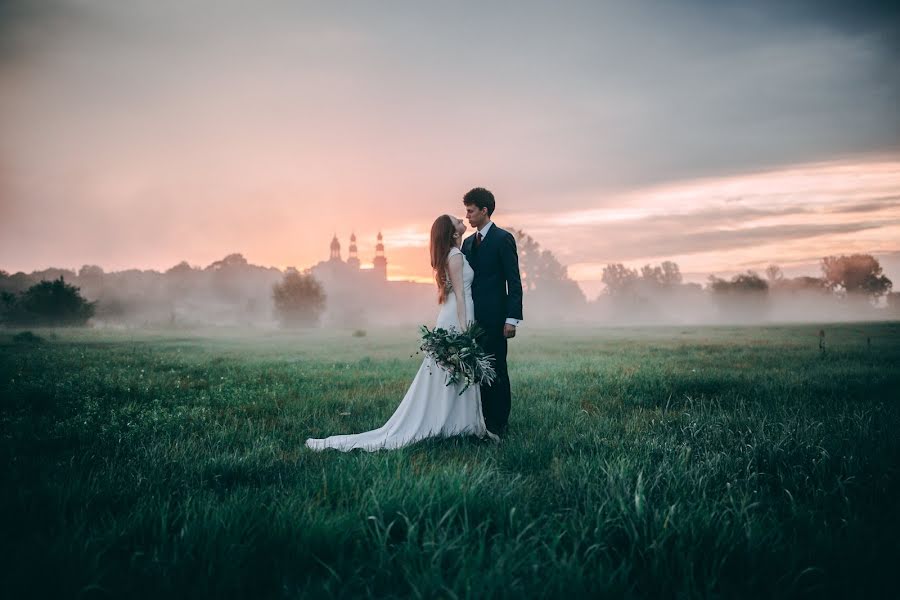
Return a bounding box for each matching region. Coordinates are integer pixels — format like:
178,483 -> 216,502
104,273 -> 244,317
1,323 -> 899,598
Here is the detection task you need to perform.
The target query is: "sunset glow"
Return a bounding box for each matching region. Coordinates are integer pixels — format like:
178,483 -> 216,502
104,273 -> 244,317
1,2 -> 898,299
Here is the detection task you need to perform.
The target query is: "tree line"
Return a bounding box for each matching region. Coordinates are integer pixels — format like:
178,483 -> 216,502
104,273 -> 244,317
599,254 -> 892,300
1,240 -> 896,328
0,253 -> 326,328
596,254 -> 895,323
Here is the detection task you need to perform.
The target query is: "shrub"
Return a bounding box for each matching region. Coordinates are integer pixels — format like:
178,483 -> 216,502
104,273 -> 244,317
12,331 -> 46,344
1,277 -> 95,327
272,272 -> 326,327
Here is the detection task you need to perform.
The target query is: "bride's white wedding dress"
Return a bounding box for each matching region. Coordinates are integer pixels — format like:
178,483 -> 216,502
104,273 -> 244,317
305,247 -> 498,452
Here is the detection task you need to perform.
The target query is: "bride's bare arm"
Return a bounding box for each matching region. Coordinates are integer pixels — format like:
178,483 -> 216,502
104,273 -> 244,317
447,253 -> 467,330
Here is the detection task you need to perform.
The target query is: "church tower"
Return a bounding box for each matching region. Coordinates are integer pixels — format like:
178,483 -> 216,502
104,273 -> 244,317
329,234 -> 341,262
347,232 -> 360,269
373,231 -> 387,280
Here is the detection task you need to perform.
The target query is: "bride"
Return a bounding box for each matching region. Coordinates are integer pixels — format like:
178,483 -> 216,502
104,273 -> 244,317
305,214 -> 499,452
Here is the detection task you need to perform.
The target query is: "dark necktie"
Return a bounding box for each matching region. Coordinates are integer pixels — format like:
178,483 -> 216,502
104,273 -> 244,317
475,232 -> 483,248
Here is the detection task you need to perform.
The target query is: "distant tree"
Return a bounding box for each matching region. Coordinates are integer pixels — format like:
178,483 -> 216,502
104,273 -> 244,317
206,253 -> 249,271
159,262 -> 195,302
820,254 -> 892,298
707,275 -> 728,294
601,263 -> 639,297
660,261 -> 683,285
777,276 -> 828,294
597,261 -> 690,322
511,230 -> 581,288
708,271 -> 768,293
510,229 -> 586,307
512,229 -> 541,292
708,271 -> 768,321
640,261 -> 683,287
1,276 -> 96,326
76,264 -> 105,297
31,267 -> 77,282
78,264 -> 104,279
206,253 -> 254,300
272,271 -> 326,327
730,271 -> 769,293
765,264 -> 783,284
0,271 -> 36,294
165,260 -> 196,275
640,264 -> 661,284
765,264 -> 829,297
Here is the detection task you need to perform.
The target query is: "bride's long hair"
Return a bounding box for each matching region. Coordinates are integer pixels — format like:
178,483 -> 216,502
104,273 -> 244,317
430,214 -> 456,304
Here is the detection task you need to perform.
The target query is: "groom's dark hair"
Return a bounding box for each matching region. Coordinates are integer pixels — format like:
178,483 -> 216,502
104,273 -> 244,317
463,187 -> 495,216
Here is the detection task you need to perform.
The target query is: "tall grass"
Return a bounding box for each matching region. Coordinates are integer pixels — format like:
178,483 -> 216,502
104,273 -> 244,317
1,323 -> 898,598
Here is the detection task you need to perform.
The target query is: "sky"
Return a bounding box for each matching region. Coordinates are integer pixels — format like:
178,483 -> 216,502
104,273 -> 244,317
1,0 -> 899,298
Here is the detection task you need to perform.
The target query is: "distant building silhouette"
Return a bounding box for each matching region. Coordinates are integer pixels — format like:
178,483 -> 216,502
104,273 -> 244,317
373,231 -> 387,280
311,232 -> 389,284
347,233 -> 360,269
329,234 -> 342,262
307,232 -> 434,326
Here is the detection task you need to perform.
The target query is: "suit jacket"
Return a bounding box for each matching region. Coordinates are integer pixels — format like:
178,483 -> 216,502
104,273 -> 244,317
462,223 -> 524,327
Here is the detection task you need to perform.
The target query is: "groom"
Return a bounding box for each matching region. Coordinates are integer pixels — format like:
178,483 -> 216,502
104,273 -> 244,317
462,187 -> 523,437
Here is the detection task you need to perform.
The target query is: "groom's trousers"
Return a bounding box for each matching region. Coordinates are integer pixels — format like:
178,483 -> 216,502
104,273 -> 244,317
480,323 -> 510,434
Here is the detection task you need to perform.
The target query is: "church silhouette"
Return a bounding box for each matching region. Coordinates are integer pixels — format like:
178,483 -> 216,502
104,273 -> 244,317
307,231 -> 435,327
314,232 -> 387,282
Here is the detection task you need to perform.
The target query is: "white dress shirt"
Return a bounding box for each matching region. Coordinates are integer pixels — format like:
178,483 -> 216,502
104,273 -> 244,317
477,221 -> 521,328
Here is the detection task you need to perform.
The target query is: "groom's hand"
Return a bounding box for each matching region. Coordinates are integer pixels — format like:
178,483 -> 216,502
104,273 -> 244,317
503,324 -> 516,339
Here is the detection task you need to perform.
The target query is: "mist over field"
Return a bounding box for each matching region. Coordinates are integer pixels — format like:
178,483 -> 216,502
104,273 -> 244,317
2,246 -> 897,330
2,2 -> 900,597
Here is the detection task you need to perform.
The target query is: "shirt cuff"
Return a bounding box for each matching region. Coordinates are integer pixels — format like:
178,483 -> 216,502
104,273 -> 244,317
505,318 -> 521,327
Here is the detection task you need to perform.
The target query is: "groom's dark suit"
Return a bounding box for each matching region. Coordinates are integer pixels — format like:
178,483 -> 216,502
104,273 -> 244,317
462,223 -> 523,435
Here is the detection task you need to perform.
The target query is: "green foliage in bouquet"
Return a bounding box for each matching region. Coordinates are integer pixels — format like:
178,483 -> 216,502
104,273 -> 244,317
418,323 -> 496,395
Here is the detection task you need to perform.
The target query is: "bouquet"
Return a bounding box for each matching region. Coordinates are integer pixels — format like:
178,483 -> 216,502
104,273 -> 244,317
418,323 -> 496,395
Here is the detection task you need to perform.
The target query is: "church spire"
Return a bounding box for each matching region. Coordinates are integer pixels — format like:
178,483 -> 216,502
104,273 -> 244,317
347,232 -> 360,269
329,234 -> 341,261
373,231 -> 387,280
